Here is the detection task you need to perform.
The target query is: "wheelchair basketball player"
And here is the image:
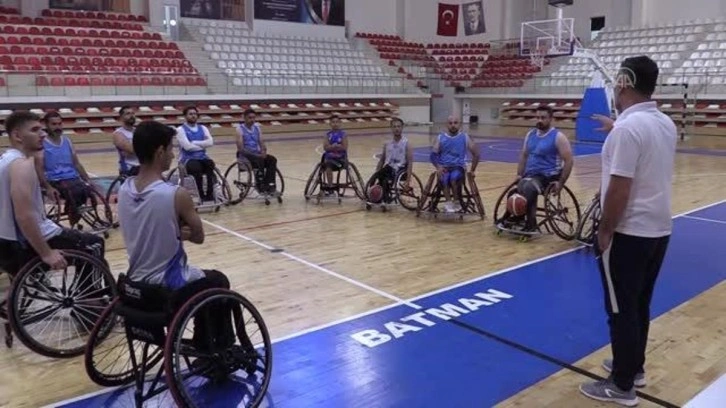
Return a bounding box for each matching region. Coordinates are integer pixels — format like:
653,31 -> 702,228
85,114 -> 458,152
34,111 -> 94,226
496,106 -> 573,234
369,117 -> 413,204
116,120 -> 236,352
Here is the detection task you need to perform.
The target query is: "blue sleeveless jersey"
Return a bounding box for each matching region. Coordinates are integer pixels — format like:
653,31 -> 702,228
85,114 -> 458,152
179,124 -> 209,162
43,136 -> 79,181
240,123 -> 262,154
324,129 -> 346,160
523,127 -> 561,177
437,132 -> 467,168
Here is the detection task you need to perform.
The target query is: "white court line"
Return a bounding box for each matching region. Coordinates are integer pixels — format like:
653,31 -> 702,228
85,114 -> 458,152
681,215 -> 726,225
201,219 -> 412,306
208,197 -> 726,345
44,198 -> 726,407
684,373 -> 726,408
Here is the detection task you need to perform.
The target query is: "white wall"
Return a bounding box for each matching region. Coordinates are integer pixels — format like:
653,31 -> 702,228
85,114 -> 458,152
403,0 -> 506,44
1,0 -> 19,9
547,0 -> 632,44
147,0 -> 179,29
346,0 -> 397,35
637,0 -> 726,25
253,19 -> 344,38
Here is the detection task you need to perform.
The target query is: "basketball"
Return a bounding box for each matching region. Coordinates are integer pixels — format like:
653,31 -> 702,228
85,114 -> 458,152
507,193 -> 527,216
368,184 -> 383,203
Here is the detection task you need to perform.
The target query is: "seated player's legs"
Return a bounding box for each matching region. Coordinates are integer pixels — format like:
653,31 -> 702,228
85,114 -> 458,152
323,157 -> 345,191
507,174 -> 560,230
170,269 -> 235,351
240,152 -> 278,193
371,165 -> 396,203
439,166 -> 465,211
185,158 -> 216,201
49,178 -> 90,226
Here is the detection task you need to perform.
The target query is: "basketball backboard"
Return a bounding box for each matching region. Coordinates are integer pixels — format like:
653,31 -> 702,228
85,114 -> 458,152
520,17 -> 575,58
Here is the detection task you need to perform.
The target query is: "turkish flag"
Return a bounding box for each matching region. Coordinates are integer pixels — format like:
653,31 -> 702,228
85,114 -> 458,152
437,3 -> 459,37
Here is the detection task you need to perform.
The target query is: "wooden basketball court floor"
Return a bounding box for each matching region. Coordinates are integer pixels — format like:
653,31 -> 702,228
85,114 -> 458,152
2,124 -> 725,408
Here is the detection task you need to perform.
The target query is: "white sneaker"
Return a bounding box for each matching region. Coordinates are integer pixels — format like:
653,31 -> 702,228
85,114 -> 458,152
443,201 -> 454,213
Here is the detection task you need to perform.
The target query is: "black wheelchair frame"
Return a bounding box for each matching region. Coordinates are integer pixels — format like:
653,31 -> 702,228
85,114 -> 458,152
303,155 -> 366,205
223,156 -> 285,206
165,163 -> 234,213
1,249 -> 117,358
84,274 -> 273,408
575,194 -> 600,247
45,181 -> 115,238
492,179 -> 582,242
416,171 -> 486,220
363,166 -> 423,212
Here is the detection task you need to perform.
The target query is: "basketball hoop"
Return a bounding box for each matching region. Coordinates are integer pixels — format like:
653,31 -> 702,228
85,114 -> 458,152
530,47 -> 547,69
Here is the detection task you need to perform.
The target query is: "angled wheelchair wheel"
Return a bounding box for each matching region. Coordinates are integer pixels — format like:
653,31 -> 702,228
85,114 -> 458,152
303,163 -> 322,201
576,196 -> 600,246
84,298 -> 165,387
164,288 -> 272,408
224,160 -> 253,205
345,162 -> 367,201
213,166 -> 234,208
78,186 -> 115,237
544,184 -> 582,241
395,171 -> 423,211
8,250 -> 117,358
465,173 -> 486,219
104,175 -> 126,227
416,172 -> 438,216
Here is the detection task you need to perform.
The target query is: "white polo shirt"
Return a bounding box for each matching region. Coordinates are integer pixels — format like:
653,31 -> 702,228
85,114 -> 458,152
600,101 -> 677,238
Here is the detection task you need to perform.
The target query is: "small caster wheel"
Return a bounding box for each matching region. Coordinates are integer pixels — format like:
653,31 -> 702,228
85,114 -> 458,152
265,199 -> 270,206
365,204 -> 371,211
338,199 -> 342,204
214,206 -> 220,213
382,206 -> 387,213
277,196 -> 283,204
103,231 -> 109,239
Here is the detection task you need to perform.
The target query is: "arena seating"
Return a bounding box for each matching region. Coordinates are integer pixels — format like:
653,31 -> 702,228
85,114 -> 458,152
356,33 -> 539,89
184,21 -> 413,94
0,8 -> 206,96
537,17 -> 726,93
0,100 -> 399,144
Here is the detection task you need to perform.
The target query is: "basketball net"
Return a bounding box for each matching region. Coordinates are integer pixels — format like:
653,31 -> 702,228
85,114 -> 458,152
529,47 -> 547,70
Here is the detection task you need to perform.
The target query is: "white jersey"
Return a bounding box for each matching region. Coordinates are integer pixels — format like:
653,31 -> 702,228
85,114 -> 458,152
384,136 -> 408,171
117,177 -> 204,288
0,148 -> 62,241
115,127 -> 139,170
600,101 -> 677,237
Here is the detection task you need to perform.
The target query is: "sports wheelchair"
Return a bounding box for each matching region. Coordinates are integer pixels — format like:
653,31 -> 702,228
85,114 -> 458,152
303,155 -> 366,205
223,155 -> 284,206
84,274 -> 272,408
575,194 -> 600,247
0,250 -> 117,358
166,163 -> 233,213
44,181 -> 115,239
492,180 -> 582,242
416,171 -> 486,220
363,167 -> 423,212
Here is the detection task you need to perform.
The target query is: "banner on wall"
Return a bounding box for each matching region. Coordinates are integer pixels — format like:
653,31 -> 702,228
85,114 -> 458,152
180,0 -> 245,21
436,3 -> 459,37
49,0 -> 112,11
462,0 -> 486,35
254,0 -> 345,26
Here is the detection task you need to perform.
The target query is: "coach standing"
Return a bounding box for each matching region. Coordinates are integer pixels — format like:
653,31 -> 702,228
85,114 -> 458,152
579,56 -> 677,407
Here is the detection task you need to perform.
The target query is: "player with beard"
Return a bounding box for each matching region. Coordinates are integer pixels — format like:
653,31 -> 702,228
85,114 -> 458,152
175,105 -> 216,202
112,106 -> 140,177
34,111 -> 93,226
496,105 -> 574,233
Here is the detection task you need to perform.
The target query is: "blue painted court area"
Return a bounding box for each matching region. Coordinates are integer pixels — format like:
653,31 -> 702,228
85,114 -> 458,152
412,138 -> 602,164
53,201 -> 726,408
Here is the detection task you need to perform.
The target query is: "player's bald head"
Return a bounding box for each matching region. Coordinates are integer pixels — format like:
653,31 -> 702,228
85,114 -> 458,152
447,115 -> 460,134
